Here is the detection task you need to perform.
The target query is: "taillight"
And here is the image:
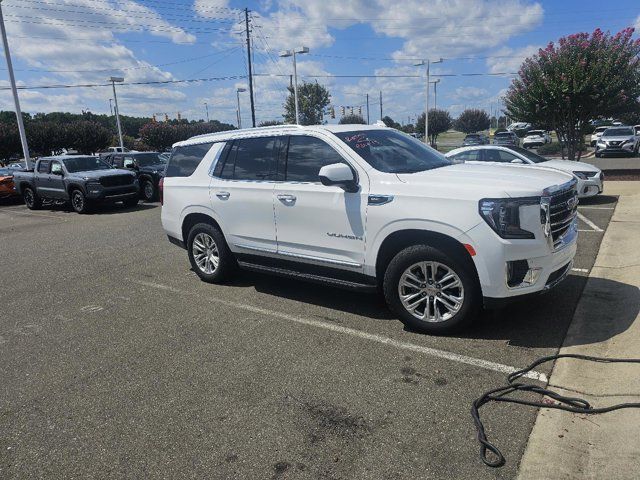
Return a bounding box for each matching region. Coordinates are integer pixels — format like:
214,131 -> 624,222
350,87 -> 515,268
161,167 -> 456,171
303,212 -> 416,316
159,177 -> 164,205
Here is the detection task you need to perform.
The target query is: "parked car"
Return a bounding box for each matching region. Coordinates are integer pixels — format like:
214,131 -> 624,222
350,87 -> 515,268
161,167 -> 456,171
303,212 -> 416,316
445,145 -> 603,198
506,122 -> 531,131
161,125 -> 577,334
522,130 -> 552,148
462,133 -> 489,146
103,151 -> 167,201
7,161 -> 27,171
493,131 -> 520,146
13,155 -> 139,213
590,126 -> 609,147
595,126 -> 639,157
0,167 -> 18,199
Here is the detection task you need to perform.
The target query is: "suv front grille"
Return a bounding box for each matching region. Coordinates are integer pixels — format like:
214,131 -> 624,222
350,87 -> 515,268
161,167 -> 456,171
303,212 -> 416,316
549,181 -> 578,248
100,175 -> 134,187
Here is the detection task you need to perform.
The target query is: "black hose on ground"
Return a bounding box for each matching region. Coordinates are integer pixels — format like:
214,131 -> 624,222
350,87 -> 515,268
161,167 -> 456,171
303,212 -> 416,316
471,354 -> 640,468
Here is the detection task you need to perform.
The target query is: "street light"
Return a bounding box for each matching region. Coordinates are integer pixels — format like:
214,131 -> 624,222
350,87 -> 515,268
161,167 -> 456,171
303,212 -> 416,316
236,88 -> 246,129
414,58 -> 443,145
432,79 -> 441,110
204,102 -> 209,122
279,46 -> 309,124
109,76 -> 125,151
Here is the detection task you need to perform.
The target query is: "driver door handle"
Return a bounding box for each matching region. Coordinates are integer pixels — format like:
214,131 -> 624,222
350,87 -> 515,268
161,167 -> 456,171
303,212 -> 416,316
215,191 -> 230,200
277,194 -> 296,202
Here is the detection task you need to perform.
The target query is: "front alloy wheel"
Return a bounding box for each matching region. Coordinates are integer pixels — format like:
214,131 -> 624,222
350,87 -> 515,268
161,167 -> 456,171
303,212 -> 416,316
187,223 -> 236,283
398,261 -> 464,322
142,180 -> 155,201
71,189 -> 90,213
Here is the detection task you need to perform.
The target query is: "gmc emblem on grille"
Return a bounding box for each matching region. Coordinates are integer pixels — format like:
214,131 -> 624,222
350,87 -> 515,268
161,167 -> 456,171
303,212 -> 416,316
567,196 -> 578,209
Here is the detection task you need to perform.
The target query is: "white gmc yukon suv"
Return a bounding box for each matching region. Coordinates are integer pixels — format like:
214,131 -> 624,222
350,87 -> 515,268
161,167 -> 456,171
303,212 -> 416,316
161,125 -> 578,334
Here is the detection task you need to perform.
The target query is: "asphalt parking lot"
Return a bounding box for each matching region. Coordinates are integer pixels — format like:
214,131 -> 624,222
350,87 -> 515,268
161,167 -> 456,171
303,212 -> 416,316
0,195 -> 617,479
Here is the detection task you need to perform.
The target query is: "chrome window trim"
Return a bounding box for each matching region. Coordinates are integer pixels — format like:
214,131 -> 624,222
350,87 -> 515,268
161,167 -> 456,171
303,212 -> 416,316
207,142 -> 229,178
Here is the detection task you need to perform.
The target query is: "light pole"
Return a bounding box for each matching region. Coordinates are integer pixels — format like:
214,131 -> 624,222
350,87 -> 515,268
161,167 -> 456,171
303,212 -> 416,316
0,0 -> 31,168
109,98 -> 113,116
204,102 -> 209,122
414,58 -> 443,144
279,46 -> 309,124
236,88 -> 246,129
109,76 -> 125,150
432,79 -> 441,110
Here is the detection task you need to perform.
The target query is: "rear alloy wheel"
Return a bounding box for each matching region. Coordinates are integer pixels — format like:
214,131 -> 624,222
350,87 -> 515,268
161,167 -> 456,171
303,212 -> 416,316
142,180 -> 156,201
71,189 -> 90,214
187,223 -> 236,283
384,245 -> 480,334
23,187 -> 42,210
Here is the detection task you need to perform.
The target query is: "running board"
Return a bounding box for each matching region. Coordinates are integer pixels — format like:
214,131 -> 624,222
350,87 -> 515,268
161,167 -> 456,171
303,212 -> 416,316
237,261 -> 378,293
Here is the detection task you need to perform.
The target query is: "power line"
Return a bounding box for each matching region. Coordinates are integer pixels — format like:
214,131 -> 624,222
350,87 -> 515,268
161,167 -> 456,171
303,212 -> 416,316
0,75 -> 247,91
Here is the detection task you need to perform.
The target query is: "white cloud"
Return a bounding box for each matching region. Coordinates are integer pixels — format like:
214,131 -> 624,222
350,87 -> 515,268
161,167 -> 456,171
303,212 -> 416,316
193,0 -> 235,19
634,14 -> 640,30
486,45 -> 541,74
0,1 -> 197,116
450,87 -> 489,101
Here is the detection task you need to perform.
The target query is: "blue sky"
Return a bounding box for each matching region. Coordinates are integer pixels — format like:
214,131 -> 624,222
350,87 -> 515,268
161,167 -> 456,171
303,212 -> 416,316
1,0 -> 639,127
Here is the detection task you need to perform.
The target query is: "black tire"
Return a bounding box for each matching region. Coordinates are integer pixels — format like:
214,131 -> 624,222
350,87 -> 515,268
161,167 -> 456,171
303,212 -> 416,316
595,151 -> 601,158
187,222 -> 236,283
70,188 -> 91,214
23,187 -> 42,210
123,197 -> 139,208
383,244 -> 480,334
141,179 -> 156,201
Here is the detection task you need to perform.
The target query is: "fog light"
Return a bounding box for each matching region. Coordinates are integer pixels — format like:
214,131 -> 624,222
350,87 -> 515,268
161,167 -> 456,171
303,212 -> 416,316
506,260 -> 542,288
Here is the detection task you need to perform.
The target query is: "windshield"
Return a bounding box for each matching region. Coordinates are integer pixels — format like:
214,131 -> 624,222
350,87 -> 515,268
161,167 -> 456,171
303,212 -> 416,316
333,129 -> 451,173
603,127 -> 633,137
63,156 -> 112,173
465,134 -> 480,139
495,132 -> 512,138
527,130 -> 544,136
133,153 -> 167,167
504,145 -> 549,163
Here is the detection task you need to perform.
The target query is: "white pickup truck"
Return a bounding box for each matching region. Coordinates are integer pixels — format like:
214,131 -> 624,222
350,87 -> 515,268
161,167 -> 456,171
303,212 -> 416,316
161,125 -> 578,333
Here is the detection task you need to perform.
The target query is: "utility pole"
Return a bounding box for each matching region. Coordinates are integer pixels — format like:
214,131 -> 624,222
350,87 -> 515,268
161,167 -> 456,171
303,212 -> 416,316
379,91 -> 383,120
0,0 -> 31,168
415,58 -> 443,144
244,8 -> 256,127
365,93 -> 370,124
109,98 -> 114,116
109,77 -> 125,151
204,102 -> 209,122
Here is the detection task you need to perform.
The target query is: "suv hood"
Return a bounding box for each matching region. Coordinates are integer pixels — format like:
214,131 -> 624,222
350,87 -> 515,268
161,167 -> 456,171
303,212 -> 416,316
69,168 -> 135,179
395,163 -> 574,198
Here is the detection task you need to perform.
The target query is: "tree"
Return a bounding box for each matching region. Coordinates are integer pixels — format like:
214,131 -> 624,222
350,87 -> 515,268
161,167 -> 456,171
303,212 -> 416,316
26,122 -> 69,156
283,81 -> 331,125
381,116 -> 402,129
455,109 -> 490,134
68,121 -> 112,154
259,120 -> 282,127
140,122 -> 178,151
505,28 -> 640,160
416,109 -> 452,147
0,123 -> 20,162
339,114 -> 367,124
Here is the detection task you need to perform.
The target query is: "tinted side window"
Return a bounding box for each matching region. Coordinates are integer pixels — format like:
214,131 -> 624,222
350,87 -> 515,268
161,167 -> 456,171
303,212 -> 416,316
285,136 -> 345,182
37,160 -> 50,173
453,150 -> 479,161
233,137 -> 278,180
165,142 -> 214,177
483,150 -> 518,163
212,142 -> 233,177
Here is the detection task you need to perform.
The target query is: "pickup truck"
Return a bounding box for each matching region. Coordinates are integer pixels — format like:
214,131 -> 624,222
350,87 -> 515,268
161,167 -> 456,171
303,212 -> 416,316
14,155 -> 139,213
161,124 -> 578,334
102,151 -> 167,201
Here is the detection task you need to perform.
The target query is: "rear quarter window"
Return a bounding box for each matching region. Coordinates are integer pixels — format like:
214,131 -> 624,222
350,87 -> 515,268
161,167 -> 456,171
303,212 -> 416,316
165,142 -> 214,177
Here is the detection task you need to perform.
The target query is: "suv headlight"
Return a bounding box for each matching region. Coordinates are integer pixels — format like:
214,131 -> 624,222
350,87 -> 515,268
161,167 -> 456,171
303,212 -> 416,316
572,171 -> 590,180
479,198 -> 538,239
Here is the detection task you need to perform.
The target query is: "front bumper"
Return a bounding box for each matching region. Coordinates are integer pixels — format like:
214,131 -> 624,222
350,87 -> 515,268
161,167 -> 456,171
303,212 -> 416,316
576,174 -> 603,198
86,182 -> 139,201
461,218 -> 578,301
596,143 -> 635,155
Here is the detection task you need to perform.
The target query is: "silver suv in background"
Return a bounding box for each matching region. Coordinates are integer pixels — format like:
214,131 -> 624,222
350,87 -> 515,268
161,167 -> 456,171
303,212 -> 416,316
493,131 -> 520,147
595,126 -> 639,157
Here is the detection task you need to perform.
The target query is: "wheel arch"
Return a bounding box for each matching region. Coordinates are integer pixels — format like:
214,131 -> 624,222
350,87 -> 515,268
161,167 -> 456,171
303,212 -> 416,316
181,212 -> 223,245
67,183 -> 86,195
374,229 -> 479,286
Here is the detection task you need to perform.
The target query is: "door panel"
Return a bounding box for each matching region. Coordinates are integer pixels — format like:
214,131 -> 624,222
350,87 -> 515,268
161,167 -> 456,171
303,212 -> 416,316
48,161 -> 66,199
274,135 -> 368,268
211,137 -> 280,253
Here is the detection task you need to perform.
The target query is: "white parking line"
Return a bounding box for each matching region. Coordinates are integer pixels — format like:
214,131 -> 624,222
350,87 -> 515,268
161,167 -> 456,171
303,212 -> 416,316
130,278 -> 548,382
576,212 -> 603,232
571,268 -> 589,273
0,209 -> 66,220
578,206 -> 615,210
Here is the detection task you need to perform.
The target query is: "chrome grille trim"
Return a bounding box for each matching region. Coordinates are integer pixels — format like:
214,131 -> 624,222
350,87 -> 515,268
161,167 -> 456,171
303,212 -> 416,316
547,179 -> 578,250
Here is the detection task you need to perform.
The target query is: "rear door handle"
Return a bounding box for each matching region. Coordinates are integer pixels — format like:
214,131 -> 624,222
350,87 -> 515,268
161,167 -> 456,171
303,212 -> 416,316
277,194 -> 296,202
215,191 -> 230,200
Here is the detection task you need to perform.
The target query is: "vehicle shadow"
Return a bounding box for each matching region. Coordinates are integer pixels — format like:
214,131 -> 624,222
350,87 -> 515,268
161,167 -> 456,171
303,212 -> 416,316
229,271 -> 638,349
579,194 -> 618,206
90,202 -> 159,215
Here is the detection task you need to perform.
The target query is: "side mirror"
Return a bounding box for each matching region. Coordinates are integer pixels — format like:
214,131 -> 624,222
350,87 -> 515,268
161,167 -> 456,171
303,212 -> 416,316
510,158 -> 525,164
318,163 -> 358,192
